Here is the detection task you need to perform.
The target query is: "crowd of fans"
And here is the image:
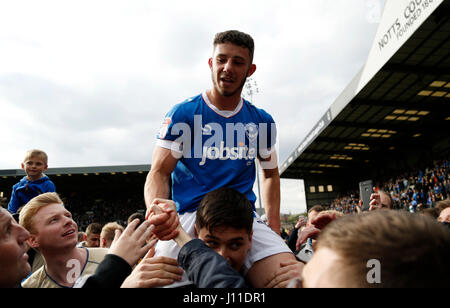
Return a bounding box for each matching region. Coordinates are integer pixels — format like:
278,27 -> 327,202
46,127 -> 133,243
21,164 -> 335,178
65,159 -> 450,237
328,159 -> 450,215
62,194 -> 145,232
1,150 -> 449,289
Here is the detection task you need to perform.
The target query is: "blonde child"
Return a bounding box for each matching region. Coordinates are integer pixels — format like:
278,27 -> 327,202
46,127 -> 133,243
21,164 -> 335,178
7,149 -> 56,213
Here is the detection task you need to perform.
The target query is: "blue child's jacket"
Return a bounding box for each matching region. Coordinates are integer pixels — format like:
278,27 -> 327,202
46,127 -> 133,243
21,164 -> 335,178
7,175 -> 56,213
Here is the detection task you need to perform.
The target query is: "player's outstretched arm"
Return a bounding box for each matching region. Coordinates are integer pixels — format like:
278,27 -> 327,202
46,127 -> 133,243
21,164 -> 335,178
259,151 -> 281,235
144,146 -> 178,209
144,146 -> 179,240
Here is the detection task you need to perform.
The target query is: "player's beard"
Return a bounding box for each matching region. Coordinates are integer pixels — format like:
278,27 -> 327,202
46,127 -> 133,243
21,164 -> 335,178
212,71 -> 248,98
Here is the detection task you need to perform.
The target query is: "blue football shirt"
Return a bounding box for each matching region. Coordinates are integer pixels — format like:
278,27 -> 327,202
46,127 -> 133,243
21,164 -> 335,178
156,92 -> 276,214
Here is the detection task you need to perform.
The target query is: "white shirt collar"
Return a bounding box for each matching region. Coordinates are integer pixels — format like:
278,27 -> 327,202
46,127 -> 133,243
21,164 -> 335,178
202,91 -> 243,118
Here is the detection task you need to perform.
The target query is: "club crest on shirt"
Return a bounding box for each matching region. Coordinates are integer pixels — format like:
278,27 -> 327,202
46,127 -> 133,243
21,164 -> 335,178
245,123 -> 259,141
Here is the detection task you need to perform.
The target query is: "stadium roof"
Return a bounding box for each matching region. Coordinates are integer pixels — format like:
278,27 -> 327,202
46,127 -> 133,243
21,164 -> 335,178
280,0 -> 449,197
0,164 -> 150,178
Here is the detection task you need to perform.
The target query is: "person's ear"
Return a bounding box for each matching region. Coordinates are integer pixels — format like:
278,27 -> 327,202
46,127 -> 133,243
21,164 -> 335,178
28,234 -> 39,249
247,64 -> 257,77
208,58 -> 213,70
21,163 -> 25,170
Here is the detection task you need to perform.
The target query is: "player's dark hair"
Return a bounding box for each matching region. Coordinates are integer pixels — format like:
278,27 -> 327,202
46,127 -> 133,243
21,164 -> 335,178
213,30 -> 255,62
196,187 -> 253,235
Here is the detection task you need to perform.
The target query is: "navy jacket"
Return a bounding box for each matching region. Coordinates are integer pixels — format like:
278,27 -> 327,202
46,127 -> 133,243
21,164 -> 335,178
8,175 -> 56,213
178,239 -> 248,288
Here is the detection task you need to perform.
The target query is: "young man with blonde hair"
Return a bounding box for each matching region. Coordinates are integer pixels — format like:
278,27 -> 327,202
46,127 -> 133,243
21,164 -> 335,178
1,204 -> 160,288
19,192 -> 109,288
8,149 -> 56,214
100,222 -> 124,248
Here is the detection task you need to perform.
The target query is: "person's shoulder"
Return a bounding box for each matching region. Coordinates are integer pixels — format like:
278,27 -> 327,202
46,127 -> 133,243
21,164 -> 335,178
171,93 -> 203,112
41,174 -> 52,181
11,181 -> 20,191
21,267 -> 47,288
243,99 -> 275,123
32,176 -> 55,190
165,93 -> 203,122
43,176 -> 56,188
81,248 -> 109,276
86,247 -> 109,262
39,175 -> 55,184
12,177 -> 27,188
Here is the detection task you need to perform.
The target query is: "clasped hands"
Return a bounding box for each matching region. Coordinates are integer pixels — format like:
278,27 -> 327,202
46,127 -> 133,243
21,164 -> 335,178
145,199 -> 181,241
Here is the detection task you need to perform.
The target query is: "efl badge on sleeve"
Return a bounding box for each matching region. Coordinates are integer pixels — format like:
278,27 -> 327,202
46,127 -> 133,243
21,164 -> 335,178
159,117 -> 172,139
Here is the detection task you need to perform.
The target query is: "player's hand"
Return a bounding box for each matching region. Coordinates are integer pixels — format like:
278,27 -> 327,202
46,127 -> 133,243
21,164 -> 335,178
146,199 -> 179,241
266,260 -> 305,288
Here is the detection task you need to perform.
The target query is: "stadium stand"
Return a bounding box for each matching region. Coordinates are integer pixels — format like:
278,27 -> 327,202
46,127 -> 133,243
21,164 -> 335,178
328,159 -> 450,214
280,1 -> 450,211
0,165 -> 150,231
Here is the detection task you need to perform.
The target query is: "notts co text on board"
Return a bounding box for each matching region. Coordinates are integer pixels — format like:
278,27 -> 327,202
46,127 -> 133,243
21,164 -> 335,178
378,0 -> 437,50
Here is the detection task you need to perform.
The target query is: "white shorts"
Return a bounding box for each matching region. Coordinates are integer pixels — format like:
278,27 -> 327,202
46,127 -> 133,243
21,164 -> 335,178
154,211 -> 293,287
